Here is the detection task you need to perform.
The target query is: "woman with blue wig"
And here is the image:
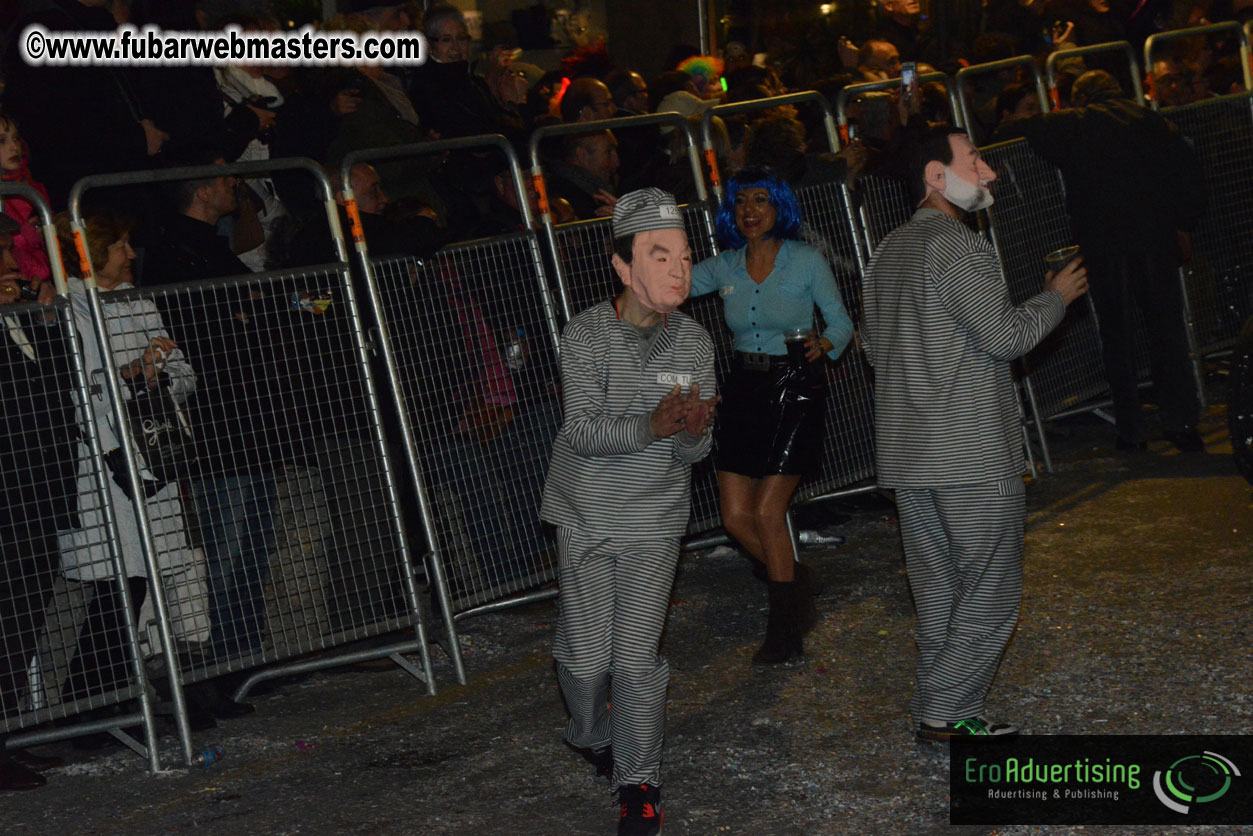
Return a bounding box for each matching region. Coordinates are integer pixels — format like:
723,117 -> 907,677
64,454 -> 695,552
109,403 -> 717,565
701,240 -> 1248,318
691,165 -> 854,664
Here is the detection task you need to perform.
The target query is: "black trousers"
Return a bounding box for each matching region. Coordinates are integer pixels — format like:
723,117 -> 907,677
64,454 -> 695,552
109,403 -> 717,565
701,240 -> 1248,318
61,577 -> 148,706
0,523 -> 58,766
1084,244 -> 1199,441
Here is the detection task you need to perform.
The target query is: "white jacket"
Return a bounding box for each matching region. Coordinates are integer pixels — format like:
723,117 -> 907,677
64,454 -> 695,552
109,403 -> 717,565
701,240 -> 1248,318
58,279 -> 198,581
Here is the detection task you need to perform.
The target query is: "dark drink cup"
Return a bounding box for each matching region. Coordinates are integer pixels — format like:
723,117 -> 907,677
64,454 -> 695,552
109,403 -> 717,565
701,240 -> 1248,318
784,328 -> 809,364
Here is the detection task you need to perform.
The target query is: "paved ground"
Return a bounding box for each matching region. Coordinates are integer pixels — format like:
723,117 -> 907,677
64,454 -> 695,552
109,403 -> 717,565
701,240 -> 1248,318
4,393 -> 1250,836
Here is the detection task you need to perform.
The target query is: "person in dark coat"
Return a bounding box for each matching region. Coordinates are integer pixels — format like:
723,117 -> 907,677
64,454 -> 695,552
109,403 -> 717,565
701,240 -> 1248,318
134,0 -> 272,164
0,215 -> 74,789
1,0 -> 169,207
544,131 -> 620,221
406,4 -> 503,140
873,0 -> 931,61
141,157 -> 281,718
997,70 -> 1208,451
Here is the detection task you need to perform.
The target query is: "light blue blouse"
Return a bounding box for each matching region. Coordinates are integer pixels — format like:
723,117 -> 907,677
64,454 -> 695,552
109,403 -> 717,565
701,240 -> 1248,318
691,239 -> 854,360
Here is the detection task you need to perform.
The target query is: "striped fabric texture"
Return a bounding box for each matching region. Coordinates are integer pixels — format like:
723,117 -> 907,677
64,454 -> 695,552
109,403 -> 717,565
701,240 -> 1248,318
554,528 -> 681,788
540,301 -> 716,536
895,478 -> 1025,722
862,209 -> 1066,487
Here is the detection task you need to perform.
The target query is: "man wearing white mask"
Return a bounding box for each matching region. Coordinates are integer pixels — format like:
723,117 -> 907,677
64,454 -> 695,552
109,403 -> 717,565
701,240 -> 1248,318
542,188 -> 719,835
862,124 -> 1088,743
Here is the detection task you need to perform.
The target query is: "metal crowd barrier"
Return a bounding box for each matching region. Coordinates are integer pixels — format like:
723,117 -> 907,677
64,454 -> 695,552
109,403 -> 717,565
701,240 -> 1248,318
834,71 -> 964,139
529,111 -> 711,315
1156,92 -> 1253,358
1045,40 -> 1145,107
67,159 -> 436,766
979,138 -> 1133,460
343,135 -> 563,636
835,74 -> 961,255
701,90 -> 842,202
955,55 -> 1050,145
1147,23 -> 1253,357
958,56 -> 1165,463
854,174 -> 914,255
1145,21 -> 1253,104
0,183 -> 163,769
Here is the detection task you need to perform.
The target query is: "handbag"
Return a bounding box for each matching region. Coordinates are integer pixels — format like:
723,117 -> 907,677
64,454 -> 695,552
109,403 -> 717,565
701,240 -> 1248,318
107,374 -> 197,499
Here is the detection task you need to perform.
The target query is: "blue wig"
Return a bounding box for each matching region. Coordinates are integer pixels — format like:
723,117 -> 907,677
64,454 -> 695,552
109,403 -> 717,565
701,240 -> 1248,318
714,165 -> 803,250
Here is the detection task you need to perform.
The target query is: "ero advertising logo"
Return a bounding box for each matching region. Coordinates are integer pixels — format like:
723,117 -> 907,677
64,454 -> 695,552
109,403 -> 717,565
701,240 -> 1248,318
1153,750 -> 1241,814
950,735 -> 1251,825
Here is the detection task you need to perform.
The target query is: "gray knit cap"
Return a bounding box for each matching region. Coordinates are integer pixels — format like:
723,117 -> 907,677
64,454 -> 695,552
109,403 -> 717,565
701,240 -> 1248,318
612,187 -> 683,239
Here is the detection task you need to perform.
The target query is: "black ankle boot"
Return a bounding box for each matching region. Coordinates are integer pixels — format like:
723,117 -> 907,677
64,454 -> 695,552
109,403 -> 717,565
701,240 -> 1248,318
792,574 -> 819,639
794,562 -> 823,598
753,581 -> 798,664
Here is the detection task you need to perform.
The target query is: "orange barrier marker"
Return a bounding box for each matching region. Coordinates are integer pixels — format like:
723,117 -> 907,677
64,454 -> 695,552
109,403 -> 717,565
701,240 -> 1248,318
344,197 -> 365,245
532,172 -> 550,218
704,148 -> 721,192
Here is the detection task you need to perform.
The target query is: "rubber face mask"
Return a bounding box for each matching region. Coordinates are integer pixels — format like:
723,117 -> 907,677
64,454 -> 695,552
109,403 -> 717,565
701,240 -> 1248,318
942,165 -> 994,211
615,227 -> 692,314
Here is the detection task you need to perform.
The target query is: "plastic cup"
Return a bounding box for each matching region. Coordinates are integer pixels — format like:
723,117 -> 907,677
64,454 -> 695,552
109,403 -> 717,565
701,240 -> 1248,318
784,328 -> 809,363
1045,245 -> 1080,273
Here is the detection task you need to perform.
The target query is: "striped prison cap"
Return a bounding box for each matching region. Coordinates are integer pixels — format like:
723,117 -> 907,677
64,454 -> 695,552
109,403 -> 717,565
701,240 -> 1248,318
612,187 -> 683,239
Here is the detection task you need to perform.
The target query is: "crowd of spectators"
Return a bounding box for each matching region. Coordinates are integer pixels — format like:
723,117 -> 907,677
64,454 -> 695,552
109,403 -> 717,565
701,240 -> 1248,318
0,0 -> 1248,792
0,0 -> 1247,251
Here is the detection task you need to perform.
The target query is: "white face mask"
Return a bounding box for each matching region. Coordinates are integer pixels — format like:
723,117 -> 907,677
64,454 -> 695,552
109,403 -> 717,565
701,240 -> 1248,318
942,165 -> 994,212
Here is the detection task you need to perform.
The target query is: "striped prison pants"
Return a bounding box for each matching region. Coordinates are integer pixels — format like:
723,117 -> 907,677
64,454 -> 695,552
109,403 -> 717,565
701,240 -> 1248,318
553,527 -> 680,789
895,477 -> 1025,723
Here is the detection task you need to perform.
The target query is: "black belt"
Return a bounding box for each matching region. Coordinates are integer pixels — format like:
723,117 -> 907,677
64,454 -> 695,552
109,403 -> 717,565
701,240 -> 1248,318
735,351 -> 791,371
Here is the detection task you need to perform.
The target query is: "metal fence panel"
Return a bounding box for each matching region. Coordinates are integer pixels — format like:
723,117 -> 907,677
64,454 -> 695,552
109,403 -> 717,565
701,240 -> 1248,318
669,207 -> 733,531
982,139 -> 1154,419
857,174 -> 915,253
981,141 -> 1111,416
100,268 -> 424,694
69,159 -> 437,765
791,179 -> 878,499
1162,93 -> 1253,355
547,216 -> 620,317
368,235 -> 563,614
2,180 -> 161,767
62,261 -> 433,772
1,296 -> 155,740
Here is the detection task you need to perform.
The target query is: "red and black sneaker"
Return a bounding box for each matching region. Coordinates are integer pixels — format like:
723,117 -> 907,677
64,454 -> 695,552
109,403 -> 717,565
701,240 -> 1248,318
618,783 -> 662,836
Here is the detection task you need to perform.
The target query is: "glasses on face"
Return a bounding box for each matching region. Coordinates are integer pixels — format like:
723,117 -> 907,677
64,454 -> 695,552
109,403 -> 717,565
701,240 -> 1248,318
434,34 -> 472,45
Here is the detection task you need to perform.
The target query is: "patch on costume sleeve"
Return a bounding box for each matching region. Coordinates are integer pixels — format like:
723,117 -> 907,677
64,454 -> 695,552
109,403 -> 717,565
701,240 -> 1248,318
656,372 -> 692,387
718,285 -> 735,297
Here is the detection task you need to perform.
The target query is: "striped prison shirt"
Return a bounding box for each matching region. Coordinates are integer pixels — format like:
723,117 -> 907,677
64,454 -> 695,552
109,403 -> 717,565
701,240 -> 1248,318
862,208 -> 1065,488
541,301 -> 716,536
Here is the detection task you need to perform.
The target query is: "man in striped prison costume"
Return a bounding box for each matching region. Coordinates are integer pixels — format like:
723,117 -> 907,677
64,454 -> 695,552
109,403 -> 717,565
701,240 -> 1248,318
862,124 -> 1089,743
541,188 -> 720,835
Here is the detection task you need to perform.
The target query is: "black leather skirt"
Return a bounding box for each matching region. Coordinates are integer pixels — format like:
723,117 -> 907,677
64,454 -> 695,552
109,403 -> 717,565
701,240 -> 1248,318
713,352 -> 827,478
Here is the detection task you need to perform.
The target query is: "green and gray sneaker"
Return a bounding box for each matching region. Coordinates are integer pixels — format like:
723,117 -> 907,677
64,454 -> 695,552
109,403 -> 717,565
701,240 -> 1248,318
917,716 -> 1020,743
